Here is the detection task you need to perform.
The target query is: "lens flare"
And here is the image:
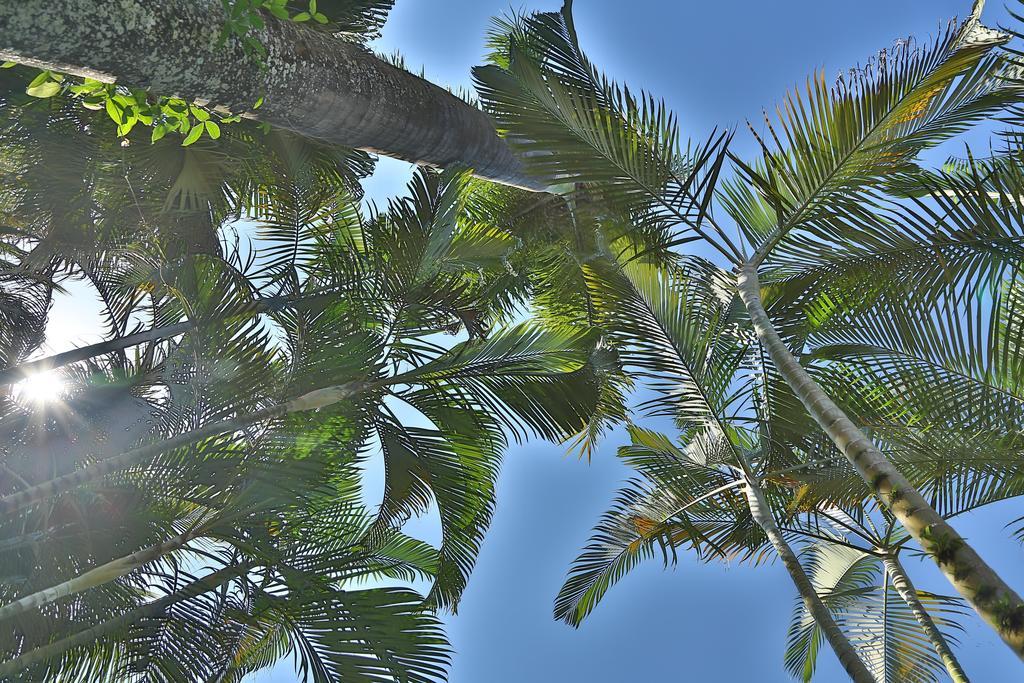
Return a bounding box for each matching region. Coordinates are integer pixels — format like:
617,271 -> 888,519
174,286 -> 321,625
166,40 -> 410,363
14,371 -> 66,404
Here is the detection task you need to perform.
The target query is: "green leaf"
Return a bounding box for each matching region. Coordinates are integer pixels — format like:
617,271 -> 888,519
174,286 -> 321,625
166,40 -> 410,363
374,416 -> 501,610
25,80 -> 61,98
117,116 -> 138,137
583,256 -> 747,429
25,71 -> 61,98
80,96 -> 104,110
473,5 -> 727,235
292,11 -> 311,21
151,124 -> 169,143
105,98 -> 125,124
1,61 -> 16,68
313,11 -> 328,23
182,123 -> 204,146
26,71 -> 50,88
189,105 -> 210,121
726,22 -> 1013,263
204,120 -> 221,139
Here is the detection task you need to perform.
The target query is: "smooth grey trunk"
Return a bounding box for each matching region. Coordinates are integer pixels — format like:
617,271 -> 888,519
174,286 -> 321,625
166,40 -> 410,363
0,320 -> 192,386
741,469 -> 875,682
0,290 -> 338,386
0,1 -> 545,191
0,523 -> 212,621
0,563 -> 248,678
0,382 -> 364,516
882,553 -> 971,683
736,262 -> 1024,661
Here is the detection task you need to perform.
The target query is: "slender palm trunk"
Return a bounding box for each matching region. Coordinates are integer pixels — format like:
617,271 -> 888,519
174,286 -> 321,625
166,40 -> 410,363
736,262 -> 1024,660
882,552 -> 971,683
0,320 -> 193,386
0,563 -> 248,677
0,290 -> 337,387
0,523 -> 213,621
741,467 -> 875,682
0,382 -> 364,515
0,1 -> 543,191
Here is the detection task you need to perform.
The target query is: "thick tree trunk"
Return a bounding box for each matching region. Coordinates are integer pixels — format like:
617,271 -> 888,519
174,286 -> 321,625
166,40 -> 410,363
736,262 -> 1024,661
0,382 -> 364,515
883,553 -> 971,683
0,563 -> 247,678
0,0 -> 544,191
741,468 -> 875,682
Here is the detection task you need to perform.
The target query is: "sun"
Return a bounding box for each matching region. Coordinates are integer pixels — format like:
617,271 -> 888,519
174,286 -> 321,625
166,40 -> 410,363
14,371 -> 67,405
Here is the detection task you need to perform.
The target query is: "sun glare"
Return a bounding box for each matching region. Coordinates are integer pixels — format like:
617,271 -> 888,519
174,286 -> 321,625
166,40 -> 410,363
14,371 -> 67,405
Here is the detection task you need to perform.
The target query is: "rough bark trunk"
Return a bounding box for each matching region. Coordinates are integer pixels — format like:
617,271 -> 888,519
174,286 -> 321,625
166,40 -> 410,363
0,563 -> 247,678
736,262 -> 1024,661
882,553 -> 971,683
0,382 -> 363,515
741,469 -> 875,682
0,0 -> 544,191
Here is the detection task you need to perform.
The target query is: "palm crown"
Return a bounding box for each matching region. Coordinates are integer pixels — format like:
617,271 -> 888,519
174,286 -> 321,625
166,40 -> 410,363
0,115 -> 602,679
5,0 -> 1024,680
474,0 -> 1024,678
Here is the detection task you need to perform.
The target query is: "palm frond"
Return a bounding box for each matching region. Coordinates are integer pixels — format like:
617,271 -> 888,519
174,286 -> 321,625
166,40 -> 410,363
584,255 -> 748,429
554,426 -> 765,627
727,18 -> 1015,264
473,2 -> 729,253
785,543 -> 966,683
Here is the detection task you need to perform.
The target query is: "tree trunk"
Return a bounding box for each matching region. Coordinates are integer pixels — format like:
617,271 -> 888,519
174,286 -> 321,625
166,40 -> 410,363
0,290 -> 340,386
736,262 -> 1024,661
0,0 -> 544,191
0,320 -> 192,386
741,468 -> 875,682
0,563 -> 248,677
0,524 -> 211,621
0,382 -> 364,515
882,553 -> 971,683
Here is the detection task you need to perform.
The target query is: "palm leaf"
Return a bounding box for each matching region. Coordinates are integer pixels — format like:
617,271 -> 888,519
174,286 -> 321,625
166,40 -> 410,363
785,542 -> 966,683
726,17 -> 1015,264
473,1 -> 728,250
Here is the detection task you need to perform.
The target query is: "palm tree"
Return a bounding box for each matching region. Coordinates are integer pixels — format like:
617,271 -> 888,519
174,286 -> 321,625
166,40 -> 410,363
549,253 -> 875,680
552,248 -> 993,681
0,451 -> 452,681
783,510 -> 970,683
550,250 -> 1020,680
725,33 -> 1024,653
0,159 -> 601,678
474,0 -> 1024,660
8,0 -> 1024,675
0,63 -> 376,255
0,65 -> 384,395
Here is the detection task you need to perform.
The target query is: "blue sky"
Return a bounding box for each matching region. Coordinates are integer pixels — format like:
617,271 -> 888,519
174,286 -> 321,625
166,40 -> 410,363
249,1 -> 1024,681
